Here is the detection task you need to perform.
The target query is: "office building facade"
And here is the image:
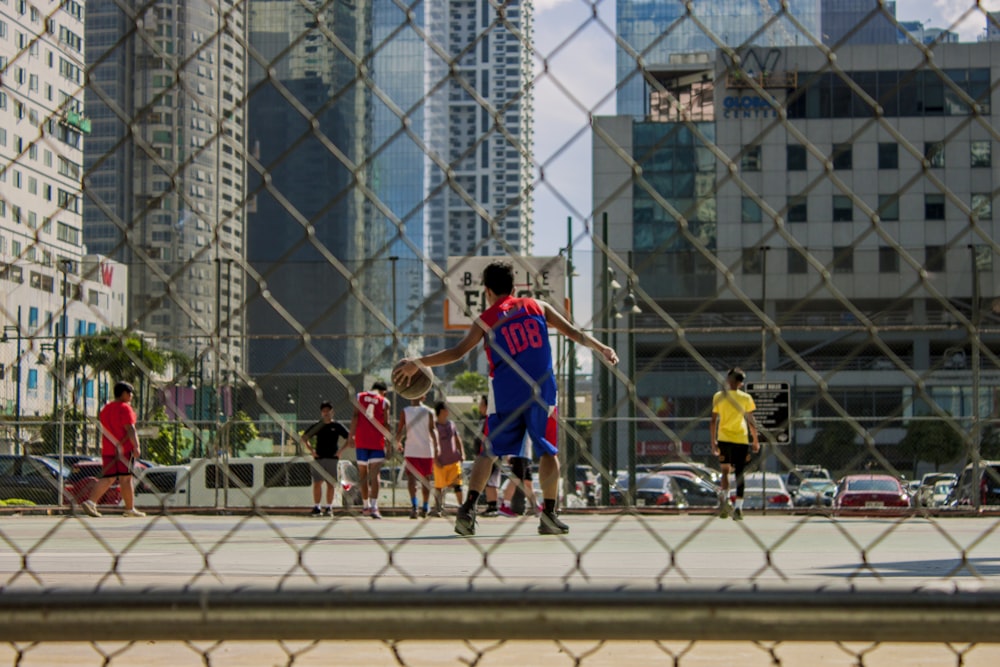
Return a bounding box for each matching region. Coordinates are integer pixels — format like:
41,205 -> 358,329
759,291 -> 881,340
594,42 -> 999,466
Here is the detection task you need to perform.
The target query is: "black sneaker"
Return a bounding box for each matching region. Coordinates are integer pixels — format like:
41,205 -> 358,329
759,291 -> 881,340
733,508 -> 744,521
419,508 -> 428,519
538,512 -> 569,535
481,507 -> 499,518
409,507 -> 418,519
454,507 -> 477,536
323,507 -> 333,517
310,507 -> 323,516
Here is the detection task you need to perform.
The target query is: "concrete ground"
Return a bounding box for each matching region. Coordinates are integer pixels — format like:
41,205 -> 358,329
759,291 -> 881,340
0,512 -> 997,665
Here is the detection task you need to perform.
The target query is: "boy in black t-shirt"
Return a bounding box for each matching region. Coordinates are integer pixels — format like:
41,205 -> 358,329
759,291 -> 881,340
301,401 -> 350,516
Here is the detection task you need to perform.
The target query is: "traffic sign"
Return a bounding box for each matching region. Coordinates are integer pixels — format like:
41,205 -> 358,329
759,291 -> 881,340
746,381 -> 791,444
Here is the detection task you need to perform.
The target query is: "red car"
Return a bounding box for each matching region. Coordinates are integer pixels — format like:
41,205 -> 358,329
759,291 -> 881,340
835,474 -> 911,510
65,461 -> 148,506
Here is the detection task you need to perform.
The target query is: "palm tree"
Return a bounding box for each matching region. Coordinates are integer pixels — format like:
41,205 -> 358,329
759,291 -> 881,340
65,329 -> 169,417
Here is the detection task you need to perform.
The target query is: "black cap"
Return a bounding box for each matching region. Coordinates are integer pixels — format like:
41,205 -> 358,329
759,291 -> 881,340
319,400 -> 333,410
114,381 -> 135,398
372,380 -> 388,392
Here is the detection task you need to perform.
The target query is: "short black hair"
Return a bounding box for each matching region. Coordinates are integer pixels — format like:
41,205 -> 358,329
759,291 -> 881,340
728,367 -> 746,383
319,400 -> 333,410
371,380 -> 388,392
482,262 -> 515,296
113,381 -> 135,398
434,401 -> 448,416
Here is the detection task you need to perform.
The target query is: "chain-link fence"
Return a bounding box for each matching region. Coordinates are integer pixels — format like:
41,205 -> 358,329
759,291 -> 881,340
3,0 -> 1000,662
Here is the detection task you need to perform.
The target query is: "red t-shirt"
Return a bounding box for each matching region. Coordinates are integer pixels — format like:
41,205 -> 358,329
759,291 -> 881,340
354,391 -> 389,450
100,400 -> 137,456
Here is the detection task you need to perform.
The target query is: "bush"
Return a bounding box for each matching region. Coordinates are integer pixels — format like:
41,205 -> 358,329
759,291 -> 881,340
0,499 -> 37,507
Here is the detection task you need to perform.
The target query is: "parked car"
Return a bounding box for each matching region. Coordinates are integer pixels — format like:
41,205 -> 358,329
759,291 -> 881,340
785,465 -> 832,496
793,479 -> 836,507
928,481 -> 956,508
728,472 -> 793,510
65,460 -> 150,506
916,472 -> 957,507
835,474 -> 910,510
611,475 -> 688,509
656,461 -> 721,486
42,454 -> 100,468
659,472 -> 720,508
0,455 -> 73,505
950,461 -> 1000,507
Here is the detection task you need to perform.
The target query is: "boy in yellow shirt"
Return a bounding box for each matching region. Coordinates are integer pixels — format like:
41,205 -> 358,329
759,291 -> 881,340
710,368 -> 760,520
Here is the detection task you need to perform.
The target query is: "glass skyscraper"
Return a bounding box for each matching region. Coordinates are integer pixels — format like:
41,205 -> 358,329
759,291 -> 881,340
616,0 -> 822,117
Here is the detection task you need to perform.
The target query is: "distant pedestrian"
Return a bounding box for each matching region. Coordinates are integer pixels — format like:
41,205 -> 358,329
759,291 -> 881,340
710,367 -> 760,521
350,381 -> 390,519
81,381 -> 145,518
498,455 -> 539,517
433,402 -> 465,515
395,395 -> 439,518
301,400 -> 350,516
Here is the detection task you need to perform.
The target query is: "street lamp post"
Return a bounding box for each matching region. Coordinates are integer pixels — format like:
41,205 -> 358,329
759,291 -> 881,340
599,213 -> 611,505
2,307 -> 23,455
389,255 -> 399,507
624,251 -> 641,506
969,244 -> 982,511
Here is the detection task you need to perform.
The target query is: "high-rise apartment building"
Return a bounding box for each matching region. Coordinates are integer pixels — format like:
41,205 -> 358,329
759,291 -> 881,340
422,0 -> 534,348
83,0 -> 248,378
1,1 -> 129,425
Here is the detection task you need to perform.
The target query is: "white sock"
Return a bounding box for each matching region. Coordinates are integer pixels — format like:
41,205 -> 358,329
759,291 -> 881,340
735,498 -> 744,510
372,500 -> 379,510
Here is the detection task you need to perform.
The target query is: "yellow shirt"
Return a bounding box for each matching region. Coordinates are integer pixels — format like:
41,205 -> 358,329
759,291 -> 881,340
712,389 -> 756,444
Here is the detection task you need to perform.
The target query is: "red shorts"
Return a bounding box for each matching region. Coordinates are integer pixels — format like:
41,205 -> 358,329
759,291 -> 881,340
101,452 -> 135,477
404,457 -> 433,479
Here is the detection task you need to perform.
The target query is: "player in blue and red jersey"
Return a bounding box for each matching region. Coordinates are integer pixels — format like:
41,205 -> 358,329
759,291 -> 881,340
393,262 -> 618,536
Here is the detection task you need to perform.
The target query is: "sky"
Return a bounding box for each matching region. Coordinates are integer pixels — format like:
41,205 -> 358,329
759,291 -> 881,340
525,0 -> 1000,336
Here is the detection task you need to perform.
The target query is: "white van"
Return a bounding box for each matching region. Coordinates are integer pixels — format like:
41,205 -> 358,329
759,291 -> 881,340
134,457 -> 361,510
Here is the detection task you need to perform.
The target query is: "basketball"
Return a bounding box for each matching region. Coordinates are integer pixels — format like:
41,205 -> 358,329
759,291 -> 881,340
393,360 -> 433,400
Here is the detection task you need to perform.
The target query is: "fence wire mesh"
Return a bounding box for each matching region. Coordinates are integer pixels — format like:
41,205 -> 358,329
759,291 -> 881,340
2,0 -> 1000,662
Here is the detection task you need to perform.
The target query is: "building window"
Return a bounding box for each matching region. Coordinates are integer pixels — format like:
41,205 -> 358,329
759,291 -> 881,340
879,247 -> 899,273
971,140 -> 992,168
740,146 -> 762,172
787,248 -> 808,274
925,141 -> 945,168
972,193 -> 993,220
833,195 -> 853,222
973,244 -> 993,272
787,195 -> 808,223
925,194 -> 945,220
832,246 -> 854,273
787,145 -> 807,171
742,248 -> 763,274
832,143 -> 852,170
878,143 -> 898,169
925,246 -> 946,272
741,196 -> 762,223
878,195 -> 900,221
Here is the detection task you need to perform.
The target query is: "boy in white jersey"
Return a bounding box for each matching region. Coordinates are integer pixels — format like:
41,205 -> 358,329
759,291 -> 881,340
395,395 -> 439,519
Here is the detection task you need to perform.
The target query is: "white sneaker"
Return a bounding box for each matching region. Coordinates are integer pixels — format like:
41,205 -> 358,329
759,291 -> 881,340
122,508 -> 146,518
81,500 -> 102,518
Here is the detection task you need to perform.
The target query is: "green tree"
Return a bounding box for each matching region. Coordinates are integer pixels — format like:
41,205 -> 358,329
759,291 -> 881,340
67,330 -> 169,417
227,410 -> 259,455
144,405 -> 175,465
38,408 -> 83,455
453,371 -> 488,396
898,417 -> 965,471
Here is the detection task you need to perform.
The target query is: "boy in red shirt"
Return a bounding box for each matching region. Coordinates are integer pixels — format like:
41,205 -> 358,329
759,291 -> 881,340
81,381 -> 146,518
